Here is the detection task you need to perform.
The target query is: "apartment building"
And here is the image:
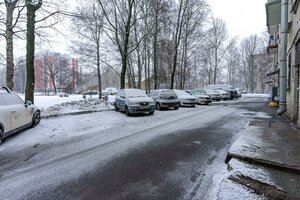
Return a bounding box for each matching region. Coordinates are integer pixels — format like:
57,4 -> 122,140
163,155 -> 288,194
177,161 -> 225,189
266,0 -> 300,124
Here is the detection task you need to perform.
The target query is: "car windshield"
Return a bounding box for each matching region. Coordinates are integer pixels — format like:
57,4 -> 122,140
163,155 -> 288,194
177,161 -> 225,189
191,91 -> 202,95
205,89 -> 216,93
194,89 -> 205,94
173,90 -> 189,95
125,89 -> 148,98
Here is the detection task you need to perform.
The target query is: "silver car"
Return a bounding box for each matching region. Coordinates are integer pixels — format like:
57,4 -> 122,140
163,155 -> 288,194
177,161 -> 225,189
114,89 -> 155,116
172,90 -> 197,107
213,89 -> 230,101
0,87 -> 40,144
189,90 -> 212,105
149,89 -> 180,110
204,89 -> 222,101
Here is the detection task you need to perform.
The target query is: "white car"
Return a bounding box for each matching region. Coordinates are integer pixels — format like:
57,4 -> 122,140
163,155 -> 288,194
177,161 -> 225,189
102,87 -> 118,100
213,89 -> 230,100
204,89 -> 222,101
0,87 -> 41,144
173,90 -> 197,107
188,90 -> 212,105
149,89 -> 180,110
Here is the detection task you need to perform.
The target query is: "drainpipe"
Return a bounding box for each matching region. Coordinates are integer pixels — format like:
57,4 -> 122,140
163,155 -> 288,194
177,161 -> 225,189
278,0 -> 288,116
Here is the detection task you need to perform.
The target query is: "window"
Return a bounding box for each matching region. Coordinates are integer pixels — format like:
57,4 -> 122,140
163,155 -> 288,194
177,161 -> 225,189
2,93 -> 24,105
288,53 -> 292,90
0,95 -> 6,106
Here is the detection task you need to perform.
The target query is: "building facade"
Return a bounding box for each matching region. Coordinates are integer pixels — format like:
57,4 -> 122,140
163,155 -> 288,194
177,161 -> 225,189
266,0 -> 300,124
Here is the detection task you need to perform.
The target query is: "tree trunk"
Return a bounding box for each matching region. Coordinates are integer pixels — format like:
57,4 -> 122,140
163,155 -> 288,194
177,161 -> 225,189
25,1 -> 42,103
120,0 -> 134,89
170,0 -> 186,89
97,41 -> 102,99
153,3 -> 159,89
5,2 -> 17,90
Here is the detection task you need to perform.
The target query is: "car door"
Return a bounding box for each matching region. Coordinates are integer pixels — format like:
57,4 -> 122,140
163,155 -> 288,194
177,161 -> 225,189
2,93 -> 28,130
0,94 -> 12,134
118,90 -> 126,110
115,90 -> 125,110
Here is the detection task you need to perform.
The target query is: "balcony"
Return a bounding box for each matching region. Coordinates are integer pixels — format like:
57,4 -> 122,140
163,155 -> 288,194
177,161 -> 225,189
267,35 -> 279,55
266,0 -> 281,34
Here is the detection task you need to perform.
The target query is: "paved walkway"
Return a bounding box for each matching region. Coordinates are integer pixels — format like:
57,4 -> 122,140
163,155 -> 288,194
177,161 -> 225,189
227,119 -> 300,173
226,111 -> 300,198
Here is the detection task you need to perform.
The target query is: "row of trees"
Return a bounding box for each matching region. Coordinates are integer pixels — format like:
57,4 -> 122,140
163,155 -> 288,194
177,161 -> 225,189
70,0 -> 270,96
0,0 -> 271,101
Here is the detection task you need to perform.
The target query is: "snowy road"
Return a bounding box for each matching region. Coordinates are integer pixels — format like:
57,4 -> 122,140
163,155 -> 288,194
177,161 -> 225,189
0,97 -> 270,199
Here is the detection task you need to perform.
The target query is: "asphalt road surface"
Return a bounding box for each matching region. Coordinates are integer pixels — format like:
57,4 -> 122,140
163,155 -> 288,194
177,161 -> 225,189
0,97 -> 269,200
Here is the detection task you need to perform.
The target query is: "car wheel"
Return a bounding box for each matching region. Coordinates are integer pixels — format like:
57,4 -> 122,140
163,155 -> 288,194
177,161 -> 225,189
114,104 -> 119,111
31,111 -> 41,127
125,106 -> 130,116
174,106 -> 179,110
0,128 -> 3,145
156,103 -> 161,110
149,111 -> 154,115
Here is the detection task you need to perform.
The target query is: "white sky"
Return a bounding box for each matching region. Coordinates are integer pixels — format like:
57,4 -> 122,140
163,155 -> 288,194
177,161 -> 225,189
207,0 -> 267,39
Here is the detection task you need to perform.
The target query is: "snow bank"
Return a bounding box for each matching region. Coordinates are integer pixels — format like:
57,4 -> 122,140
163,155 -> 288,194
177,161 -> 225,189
19,94 -> 114,117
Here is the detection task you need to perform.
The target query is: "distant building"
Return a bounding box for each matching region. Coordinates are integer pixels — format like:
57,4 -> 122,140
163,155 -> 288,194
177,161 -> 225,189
251,54 -> 272,93
34,52 -> 79,94
13,52 -> 79,94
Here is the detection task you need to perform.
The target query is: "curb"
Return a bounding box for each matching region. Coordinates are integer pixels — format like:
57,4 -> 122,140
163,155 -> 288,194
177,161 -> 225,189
226,152 -> 300,175
41,109 -> 114,119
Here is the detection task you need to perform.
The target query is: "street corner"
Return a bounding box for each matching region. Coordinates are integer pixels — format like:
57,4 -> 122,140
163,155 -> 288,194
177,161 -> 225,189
226,119 -> 300,172
225,158 -> 300,200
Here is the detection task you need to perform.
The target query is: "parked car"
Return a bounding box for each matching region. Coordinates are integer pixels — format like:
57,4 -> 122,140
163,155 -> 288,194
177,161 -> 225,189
148,89 -> 180,110
203,89 -> 222,101
172,90 -> 197,107
205,84 -> 238,99
114,89 -> 155,116
237,92 -> 242,97
103,87 -> 118,96
0,87 -> 41,144
213,89 -> 230,100
188,90 -> 212,105
102,87 -> 118,100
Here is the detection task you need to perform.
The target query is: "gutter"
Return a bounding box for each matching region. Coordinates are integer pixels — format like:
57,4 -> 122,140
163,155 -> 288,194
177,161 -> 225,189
278,0 -> 288,116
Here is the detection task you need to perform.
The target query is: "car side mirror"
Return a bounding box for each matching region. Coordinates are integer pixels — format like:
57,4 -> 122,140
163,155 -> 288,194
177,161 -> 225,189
25,100 -> 32,107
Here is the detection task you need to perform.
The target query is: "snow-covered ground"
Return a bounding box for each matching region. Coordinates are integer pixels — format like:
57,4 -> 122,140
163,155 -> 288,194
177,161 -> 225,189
19,94 -> 115,117
242,93 -> 270,98
0,95 -> 271,199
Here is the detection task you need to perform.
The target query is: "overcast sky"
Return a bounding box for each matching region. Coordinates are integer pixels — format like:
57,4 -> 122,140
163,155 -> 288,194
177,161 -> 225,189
207,0 -> 267,38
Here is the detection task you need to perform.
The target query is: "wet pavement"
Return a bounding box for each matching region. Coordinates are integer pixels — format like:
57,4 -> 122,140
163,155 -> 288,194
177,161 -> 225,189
226,100 -> 300,199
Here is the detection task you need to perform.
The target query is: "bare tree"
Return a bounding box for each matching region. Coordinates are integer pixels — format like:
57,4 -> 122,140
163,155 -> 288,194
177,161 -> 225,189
205,17 -> 235,84
224,44 -> 241,86
98,0 -> 136,89
71,0 -> 105,99
240,34 -> 262,93
177,0 -> 209,89
39,51 -> 61,94
3,0 -> 24,90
